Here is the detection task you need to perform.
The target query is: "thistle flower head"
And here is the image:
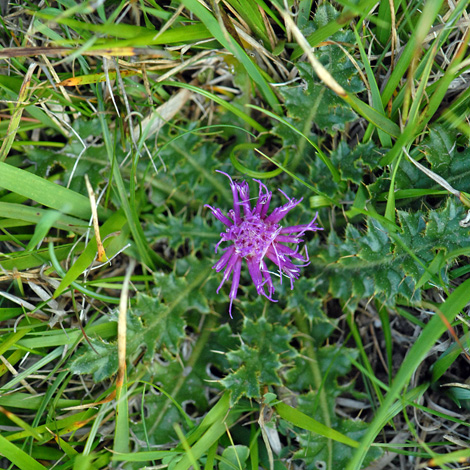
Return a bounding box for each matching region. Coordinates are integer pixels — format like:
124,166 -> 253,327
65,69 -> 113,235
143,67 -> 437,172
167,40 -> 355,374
206,172 -> 322,316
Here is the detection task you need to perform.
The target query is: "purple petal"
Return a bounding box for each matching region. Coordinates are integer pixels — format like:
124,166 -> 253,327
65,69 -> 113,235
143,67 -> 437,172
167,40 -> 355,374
216,171 -> 242,224
205,204 -> 233,227
246,256 -> 264,295
237,181 -> 252,216
260,259 -> 276,298
216,252 -> 240,293
275,234 -> 303,244
265,196 -> 303,224
228,257 -> 242,317
274,243 -> 304,260
253,179 -> 272,217
280,213 -> 322,235
213,245 -> 235,272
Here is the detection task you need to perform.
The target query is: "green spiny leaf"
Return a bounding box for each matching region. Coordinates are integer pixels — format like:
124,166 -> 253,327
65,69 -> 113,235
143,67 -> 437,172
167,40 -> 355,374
221,317 -> 296,404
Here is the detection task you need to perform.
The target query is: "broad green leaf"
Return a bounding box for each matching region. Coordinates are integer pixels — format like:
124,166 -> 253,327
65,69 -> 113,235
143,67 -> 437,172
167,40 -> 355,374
0,162 -> 104,220
220,445 -> 249,470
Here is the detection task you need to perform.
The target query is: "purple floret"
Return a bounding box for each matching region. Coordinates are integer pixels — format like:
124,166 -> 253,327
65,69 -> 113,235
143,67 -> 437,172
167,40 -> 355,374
206,171 -> 322,316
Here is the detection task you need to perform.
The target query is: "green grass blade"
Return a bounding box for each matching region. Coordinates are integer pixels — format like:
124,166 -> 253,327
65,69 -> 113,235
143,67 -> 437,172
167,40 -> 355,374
352,26 -> 391,147
0,242 -> 80,271
1,347 -> 64,393
34,10 -> 210,44
0,435 -> 48,470
380,0 -> 443,107
347,276 -> 470,470
180,0 -> 280,112
0,203 -> 88,234
0,162 -> 105,220
53,211 -> 128,298
290,0 -> 378,60
345,94 -> 400,138
275,402 -> 359,448
0,64 -> 37,162
159,81 -> 267,133
96,87 -> 157,270
256,150 -> 339,206
247,104 -> 341,181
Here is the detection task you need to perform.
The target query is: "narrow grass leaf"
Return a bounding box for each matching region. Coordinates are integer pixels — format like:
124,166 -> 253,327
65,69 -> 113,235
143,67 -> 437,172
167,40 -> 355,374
345,94 -> 400,138
0,242 -> 80,271
0,435 -> 48,470
275,402 -> 359,448
255,149 -> 339,206
35,10 -> 210,44
53,211 -> 127,298
25,210 -> 61,251
248,104 -> 340,182
180,0 -> 280,111
380,0 -> 443,107
111,451 -> 178,462
352,26 -> 391,147
0,202 -> 88,234
158,82 -> 266,134
0,162 -> 104,220
290,0 -> 378,60
1,347 -> 64,393
0,406 -> 43,441
96,90 -> 156,270
427,448 -> 470,467
347,277 -> 470,470
230,143 -> 283,179
0,63 -> 37,162
113,259 -> 135,455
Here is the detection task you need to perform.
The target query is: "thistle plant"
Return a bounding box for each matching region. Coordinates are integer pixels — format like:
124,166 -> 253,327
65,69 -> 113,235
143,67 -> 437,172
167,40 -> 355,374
206,171 -> 322,315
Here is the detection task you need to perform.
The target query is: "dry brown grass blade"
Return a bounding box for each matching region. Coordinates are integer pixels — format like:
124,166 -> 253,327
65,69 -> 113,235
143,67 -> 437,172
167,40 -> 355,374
84,175 -> 106,263
116,258 -> 136,388
422,301 -> 470,364
0,62 -> 37,162
0,46 -> 169,59
280,8 -> 347,98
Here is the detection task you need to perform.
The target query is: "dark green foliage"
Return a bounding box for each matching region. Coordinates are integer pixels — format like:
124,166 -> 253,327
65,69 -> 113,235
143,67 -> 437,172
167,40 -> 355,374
330,141 -> 381,184
278,5 -> 364,138
294,394 -> 382,470
70,258 -> 213,379
146,214 -> 219,252
279,62 -> 359,136
313,199 -> 470,307
221,316 -> 297,404
396,126 -> 470,194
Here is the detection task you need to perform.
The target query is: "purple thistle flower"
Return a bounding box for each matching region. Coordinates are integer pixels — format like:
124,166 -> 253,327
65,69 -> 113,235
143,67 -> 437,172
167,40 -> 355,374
206,171 -> 322,316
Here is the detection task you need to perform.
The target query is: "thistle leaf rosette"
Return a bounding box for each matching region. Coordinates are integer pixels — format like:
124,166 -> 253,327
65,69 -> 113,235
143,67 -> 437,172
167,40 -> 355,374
206,172 -> 322,315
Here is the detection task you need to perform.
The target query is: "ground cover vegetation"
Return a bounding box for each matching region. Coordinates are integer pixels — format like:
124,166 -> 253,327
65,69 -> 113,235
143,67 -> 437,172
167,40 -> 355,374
1,0 -> 470,469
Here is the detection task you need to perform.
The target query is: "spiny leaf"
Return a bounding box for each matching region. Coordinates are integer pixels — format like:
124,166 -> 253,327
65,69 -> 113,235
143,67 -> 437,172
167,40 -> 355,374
146,214 -> 219,252
330,141 -> 381,184
221,317 -> 296,404
70,259 -> 212,381
314,199 -> 470,307
279,5 -> 365,136
285,346 -> 358,397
